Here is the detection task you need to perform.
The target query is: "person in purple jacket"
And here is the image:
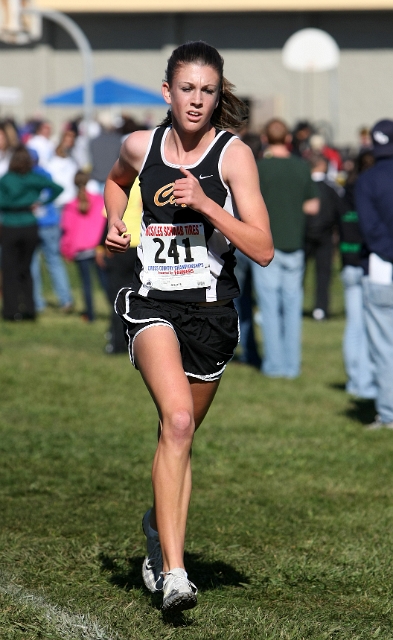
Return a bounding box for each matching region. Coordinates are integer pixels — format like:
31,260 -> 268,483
355,119 -> 393,430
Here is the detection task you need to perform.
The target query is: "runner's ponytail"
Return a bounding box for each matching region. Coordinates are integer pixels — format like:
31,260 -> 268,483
212,77 -> 248,130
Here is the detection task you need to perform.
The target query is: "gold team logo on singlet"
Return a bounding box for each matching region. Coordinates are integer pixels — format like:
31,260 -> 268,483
154,183 -> 186,208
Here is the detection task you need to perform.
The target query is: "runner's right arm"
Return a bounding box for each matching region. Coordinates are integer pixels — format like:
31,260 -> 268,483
104,130 -> 150,253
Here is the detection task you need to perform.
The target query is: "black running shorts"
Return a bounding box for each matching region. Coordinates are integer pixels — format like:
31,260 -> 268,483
115,289 -> 239,381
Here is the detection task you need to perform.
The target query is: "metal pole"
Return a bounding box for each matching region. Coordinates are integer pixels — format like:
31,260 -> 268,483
329,68 -> 339,144
23,8 -> 93,128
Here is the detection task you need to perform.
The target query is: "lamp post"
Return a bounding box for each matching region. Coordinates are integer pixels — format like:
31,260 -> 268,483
0,1 -> 93,137
23,7 -> 94,130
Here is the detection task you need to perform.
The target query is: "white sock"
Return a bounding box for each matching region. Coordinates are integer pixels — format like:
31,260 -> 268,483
165,567 -> 187,578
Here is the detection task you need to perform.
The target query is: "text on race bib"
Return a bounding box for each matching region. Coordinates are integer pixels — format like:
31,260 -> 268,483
140,223 -> 210,291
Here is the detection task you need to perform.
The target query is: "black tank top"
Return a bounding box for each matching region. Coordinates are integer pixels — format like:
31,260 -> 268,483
131,126 -> 240,303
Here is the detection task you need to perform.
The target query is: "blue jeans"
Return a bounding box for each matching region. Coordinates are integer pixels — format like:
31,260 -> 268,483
31,224 -> 72,310
341,266 -> 376,399
362,276 -> 393,423
76,257 -> 108,321
234,251 -> 261,367
253,249 -> 304,378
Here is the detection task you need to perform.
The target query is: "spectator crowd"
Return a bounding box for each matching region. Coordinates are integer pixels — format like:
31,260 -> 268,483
0,112 -> 143,352
234,117 -> 393,431
0,111 -> 392,430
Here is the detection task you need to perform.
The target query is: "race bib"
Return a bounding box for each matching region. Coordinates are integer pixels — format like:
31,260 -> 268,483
140,223 -> 210,291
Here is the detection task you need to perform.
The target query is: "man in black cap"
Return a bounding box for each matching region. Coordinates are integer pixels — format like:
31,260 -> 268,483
355,119 -> 393,429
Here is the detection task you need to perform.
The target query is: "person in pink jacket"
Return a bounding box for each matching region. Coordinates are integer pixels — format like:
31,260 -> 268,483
60,171 -> 108,321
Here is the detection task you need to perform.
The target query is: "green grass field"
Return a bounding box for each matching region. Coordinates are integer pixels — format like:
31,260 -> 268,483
1,262 -> 393,639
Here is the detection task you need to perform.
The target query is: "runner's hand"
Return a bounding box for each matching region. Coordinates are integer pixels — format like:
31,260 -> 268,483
173,167 -> 209,212
105,219 -> 131,253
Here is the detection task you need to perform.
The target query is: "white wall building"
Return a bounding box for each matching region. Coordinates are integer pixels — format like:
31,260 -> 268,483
1,0 -> 393,145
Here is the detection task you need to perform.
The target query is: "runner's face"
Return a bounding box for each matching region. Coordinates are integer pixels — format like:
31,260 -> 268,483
163,63 -> 220,131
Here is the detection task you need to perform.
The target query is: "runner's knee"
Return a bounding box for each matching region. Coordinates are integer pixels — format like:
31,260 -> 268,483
162,409 -> 194,444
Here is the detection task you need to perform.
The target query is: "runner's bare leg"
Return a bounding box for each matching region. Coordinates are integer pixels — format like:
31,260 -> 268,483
134,324 -> 220,572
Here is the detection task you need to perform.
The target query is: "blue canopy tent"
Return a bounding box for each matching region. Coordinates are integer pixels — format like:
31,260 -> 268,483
43,76 -> 165,106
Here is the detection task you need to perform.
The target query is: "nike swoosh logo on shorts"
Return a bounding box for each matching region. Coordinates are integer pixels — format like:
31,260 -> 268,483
217,361 -> 225,365
199,174 -> 213,180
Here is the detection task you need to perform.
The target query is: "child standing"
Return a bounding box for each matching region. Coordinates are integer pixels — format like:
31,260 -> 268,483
60,171 -> 108,321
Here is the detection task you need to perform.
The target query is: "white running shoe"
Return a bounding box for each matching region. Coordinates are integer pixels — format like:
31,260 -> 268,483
142,509 -> 163,592
312,308 -> 326,321
162,568 -> 198,613
365,415 -> 393,430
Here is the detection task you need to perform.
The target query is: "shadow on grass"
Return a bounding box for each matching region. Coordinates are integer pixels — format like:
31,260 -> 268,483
99,550 -> 249,625
99,550 -> 249,594
344,398 -> 376,425
99,552 -> 145,591
302,309 -> 345,320
329,382 -> 376,425
184,551 -> 249,590
329,382 -> 347,392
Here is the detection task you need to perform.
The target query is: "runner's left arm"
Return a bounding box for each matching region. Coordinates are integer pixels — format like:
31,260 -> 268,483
172,139 -> 274,266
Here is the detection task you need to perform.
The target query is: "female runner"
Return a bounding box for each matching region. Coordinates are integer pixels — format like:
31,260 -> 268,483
104,41 -> 274,614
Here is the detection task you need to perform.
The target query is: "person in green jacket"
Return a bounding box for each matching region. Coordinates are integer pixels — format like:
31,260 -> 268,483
0,144 -> 63,320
